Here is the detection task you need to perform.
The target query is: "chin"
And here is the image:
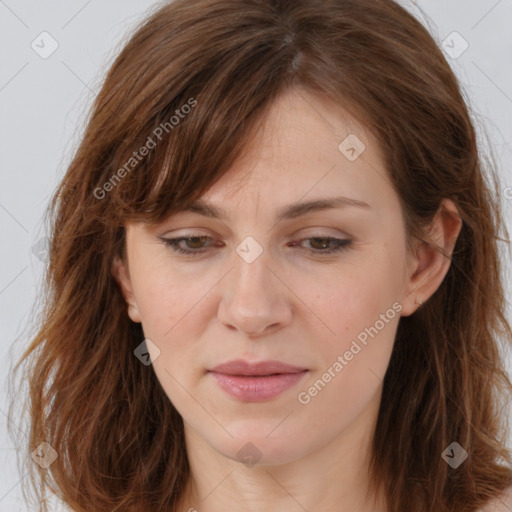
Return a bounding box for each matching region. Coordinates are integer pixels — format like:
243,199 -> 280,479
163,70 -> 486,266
208,427 -> 308,467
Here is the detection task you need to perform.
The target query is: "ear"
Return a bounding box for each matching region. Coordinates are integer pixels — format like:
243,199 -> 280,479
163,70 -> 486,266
400,198 -> 463,317
111,254 -> 142,323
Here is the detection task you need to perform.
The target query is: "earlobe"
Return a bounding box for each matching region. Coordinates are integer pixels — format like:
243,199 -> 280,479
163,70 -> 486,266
400,199 -> 462,317
111,255 -> 142,323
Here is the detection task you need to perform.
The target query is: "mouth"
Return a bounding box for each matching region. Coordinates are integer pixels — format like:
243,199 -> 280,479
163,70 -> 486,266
209,359 -> 308,376
207,359 -> 309,402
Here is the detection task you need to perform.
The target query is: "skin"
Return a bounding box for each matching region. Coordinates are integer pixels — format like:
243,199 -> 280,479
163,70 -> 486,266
112,86 -> 462,512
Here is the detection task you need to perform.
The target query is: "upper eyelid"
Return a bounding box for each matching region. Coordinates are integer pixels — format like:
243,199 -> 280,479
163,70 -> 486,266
160,226 -> 351,238
159,233 -> 351,246
159,233 -> 352,247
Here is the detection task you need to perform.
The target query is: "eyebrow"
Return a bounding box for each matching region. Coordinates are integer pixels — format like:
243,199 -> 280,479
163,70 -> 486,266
181,196 -> 371,221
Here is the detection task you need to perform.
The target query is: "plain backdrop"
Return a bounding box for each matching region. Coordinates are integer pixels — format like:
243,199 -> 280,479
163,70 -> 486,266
1,1 -> 511,510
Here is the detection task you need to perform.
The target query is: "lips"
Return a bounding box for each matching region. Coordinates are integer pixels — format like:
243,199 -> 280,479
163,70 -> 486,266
208,359 -> 309,402
209,359 -> 308,376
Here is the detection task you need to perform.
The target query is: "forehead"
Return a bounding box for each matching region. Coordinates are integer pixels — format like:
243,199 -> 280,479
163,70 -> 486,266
192,87 -> 395,219
242,87 -> 376,165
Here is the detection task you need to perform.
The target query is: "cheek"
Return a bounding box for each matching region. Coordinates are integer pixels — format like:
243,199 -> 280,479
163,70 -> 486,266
296,307 -> 398,437
130,264 -> 214,384
297,245 -> 402,401
306,251 -> 403,345
131,260 -> 211,339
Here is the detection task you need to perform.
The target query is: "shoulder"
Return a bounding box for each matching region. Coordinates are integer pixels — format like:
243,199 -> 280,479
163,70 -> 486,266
479,485 -> 512,512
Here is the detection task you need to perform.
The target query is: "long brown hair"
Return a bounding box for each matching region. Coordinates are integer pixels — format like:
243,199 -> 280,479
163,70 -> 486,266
8,0 -> 512,510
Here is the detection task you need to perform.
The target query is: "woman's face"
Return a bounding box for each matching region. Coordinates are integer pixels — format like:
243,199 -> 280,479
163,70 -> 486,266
113,87 -> 422,465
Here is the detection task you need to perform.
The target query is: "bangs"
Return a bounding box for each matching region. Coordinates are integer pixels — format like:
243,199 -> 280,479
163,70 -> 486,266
110,87 -> 277,227
98,12 -> 306,226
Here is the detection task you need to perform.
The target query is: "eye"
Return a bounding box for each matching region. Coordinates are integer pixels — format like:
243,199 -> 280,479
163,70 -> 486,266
160,234 -> 353,257
160,235 -> 215,255
291,236 -> 353,254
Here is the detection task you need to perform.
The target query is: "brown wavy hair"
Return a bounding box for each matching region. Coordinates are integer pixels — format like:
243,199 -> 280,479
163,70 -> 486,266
8,0 -> 512,510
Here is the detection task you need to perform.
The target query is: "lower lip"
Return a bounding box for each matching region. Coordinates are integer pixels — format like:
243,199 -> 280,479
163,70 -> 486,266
209,371 -> 308,402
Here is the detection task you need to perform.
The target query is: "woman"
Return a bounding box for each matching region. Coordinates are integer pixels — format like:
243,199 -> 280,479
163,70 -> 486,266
8,0 -> 512,510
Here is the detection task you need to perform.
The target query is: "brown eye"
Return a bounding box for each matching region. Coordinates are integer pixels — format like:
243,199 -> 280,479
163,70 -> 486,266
161,235 -> 352,257
292,236 -> 352,254
161,235 -> 214,255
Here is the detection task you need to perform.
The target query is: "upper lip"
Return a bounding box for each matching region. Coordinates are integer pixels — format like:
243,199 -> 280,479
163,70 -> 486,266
209,359 -> 308,376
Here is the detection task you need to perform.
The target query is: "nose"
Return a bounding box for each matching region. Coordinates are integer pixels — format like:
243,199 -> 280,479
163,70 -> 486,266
217,248 -> 293,337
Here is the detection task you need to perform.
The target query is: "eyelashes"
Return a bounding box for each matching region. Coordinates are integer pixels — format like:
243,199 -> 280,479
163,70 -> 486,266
288,236 -> 352,254
160,235 -> 353,257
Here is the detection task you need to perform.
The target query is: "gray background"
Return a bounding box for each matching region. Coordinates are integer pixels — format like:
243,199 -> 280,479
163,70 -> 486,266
1,0 -> 511,510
